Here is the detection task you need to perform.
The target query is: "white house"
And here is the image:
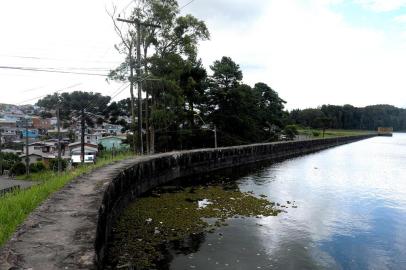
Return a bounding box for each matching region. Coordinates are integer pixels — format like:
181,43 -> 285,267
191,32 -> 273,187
68,142 -> 98,164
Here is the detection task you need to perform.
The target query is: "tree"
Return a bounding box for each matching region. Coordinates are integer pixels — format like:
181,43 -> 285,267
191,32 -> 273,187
108,0 -> 210,153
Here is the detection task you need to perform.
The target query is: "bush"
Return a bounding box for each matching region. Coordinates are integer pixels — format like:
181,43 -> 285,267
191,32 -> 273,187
312,131 -> 321,137
29,162 -> 47,173
48,158 -> 68,172
283,125 -> 299,140
10,162 -> 26,176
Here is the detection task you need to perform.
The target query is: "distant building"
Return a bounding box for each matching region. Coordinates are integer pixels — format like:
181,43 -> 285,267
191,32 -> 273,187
378,127 -> 393,137
32,117 -> 51,132
21,129 -> 39,139
0,119 -> 17,128
99,136 -> 129,151
0,127 -> 20,143
68,142 -> 98,164
103,123 -> 124,135
75,132 -> 103,145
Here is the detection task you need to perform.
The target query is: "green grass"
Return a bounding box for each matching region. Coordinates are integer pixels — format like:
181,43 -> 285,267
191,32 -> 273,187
298,129 -> 375,139
0,151 -> 135,247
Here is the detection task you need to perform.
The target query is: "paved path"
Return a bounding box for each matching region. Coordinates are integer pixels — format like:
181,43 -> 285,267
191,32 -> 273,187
0,177 -> 36,190
0,157 -> 140,270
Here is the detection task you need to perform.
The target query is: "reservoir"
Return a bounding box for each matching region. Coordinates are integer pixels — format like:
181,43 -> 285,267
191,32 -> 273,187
108,134 -> 406,269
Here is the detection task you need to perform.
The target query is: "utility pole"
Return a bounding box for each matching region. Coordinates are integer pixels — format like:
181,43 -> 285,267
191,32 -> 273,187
25,118 -> 29,176
117,16 -> 160,155
56,103 -> 62,173
81,109 -> 85,165
214,125 -> 218,149
0,128 -> 3,175
128,44 -> 137,155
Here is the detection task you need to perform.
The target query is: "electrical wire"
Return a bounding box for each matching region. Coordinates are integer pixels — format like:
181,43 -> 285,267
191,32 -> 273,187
0,66 -> 108,77
180,0 -> 196,10
17,83 -> 82,105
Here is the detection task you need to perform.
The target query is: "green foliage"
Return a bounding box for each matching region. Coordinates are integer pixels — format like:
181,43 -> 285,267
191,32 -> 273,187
290,104 -> 406,131
312,131 -> 321,137
0,152 -> 21,171
36,91 -> 111,123
283,125 -> 299,140
10,162 -> 26,176
48,158 -> 68,172
29,162 -> 46,174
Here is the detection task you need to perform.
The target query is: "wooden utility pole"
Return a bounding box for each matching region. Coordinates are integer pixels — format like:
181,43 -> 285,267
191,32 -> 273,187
81,109 -> 85,165
56,103 -> 62,173
128,44 -> 137,154
0,128 -> 3,175
117,17 -> 160,155
25,118 -> 29,176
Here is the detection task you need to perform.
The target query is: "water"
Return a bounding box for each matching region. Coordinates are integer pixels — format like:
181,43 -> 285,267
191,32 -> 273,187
168,134 -> 406,270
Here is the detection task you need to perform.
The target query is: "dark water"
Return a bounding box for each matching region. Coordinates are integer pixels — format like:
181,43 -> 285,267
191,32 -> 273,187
168,134 -> 406,270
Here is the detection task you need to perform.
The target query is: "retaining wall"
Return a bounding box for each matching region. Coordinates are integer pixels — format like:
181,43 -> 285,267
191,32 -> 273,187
0,135 -> 375,269
95,135 -> 375,268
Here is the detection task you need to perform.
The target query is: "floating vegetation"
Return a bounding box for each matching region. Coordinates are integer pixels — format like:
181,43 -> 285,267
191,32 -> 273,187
107,185 -> 281,269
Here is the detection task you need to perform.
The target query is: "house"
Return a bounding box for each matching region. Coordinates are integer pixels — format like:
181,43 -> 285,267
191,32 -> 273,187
68,142 -> 98,164
0,119 -> 17,128
20,152 -> 59,166
21,129 -> 39,140
47,128 -> 70,139
0,127 -> 20,143
103,123 -> 124,135
75,132 -> 103,145
20,141 -> 70,165
98,136 -> 129,151
32,117 -> 51,133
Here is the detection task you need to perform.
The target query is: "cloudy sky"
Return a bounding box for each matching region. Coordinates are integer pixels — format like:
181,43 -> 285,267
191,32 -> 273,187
1,0 -> 406,110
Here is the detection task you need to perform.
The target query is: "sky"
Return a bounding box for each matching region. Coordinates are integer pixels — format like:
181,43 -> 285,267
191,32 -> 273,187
0,0 -> 406,110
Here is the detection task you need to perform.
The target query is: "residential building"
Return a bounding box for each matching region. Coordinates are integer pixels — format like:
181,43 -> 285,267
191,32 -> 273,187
99,136 -> 129,151
32,117 -> 51,132
68,142 -> 98,164
103,123 -> 124,135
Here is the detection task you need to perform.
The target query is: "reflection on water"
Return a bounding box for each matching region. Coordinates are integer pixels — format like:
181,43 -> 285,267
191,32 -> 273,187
170,134 -> 406,270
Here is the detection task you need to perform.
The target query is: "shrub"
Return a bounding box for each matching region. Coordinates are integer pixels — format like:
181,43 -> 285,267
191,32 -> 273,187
283,125 -> 299,140
29,162 -> 47,173
48,158 -> 68,172
10,162 -> 26,176
312,131 -> 321,137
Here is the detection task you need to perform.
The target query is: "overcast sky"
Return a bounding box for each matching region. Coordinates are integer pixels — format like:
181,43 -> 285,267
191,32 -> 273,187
1,0 -> 406,110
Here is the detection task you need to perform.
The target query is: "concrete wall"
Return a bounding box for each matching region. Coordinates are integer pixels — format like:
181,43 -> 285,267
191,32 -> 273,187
95,135 -> 375,268
0,135 -> 375,269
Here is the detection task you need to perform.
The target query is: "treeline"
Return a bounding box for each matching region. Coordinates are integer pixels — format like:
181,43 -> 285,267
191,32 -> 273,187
289,104 -> 406,131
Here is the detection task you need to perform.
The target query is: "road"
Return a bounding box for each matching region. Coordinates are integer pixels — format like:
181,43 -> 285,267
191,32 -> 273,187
0,177 -> 36,190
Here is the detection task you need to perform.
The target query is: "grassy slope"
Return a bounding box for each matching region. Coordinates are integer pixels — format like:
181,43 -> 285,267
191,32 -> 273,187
298,129 -> 375,139
0,152 -> 134,247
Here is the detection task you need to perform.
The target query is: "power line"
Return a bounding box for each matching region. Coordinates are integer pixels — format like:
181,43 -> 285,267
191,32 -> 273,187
0,54 -> 120,64
180,0 -> 196,10
17,83 -> 82,105
0,66 -> 108,77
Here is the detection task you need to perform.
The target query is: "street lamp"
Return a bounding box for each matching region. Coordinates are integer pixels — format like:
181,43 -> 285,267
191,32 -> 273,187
194,114 -> 218,149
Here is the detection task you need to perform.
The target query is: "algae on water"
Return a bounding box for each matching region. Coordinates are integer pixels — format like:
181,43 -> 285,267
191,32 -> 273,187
108,185 -> 281,269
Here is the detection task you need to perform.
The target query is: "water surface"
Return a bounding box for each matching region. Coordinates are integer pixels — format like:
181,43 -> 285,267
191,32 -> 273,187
169,134 -> 406,269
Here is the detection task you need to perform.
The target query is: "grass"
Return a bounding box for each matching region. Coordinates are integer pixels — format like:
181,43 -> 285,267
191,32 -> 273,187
0,151 -> 135,247
298,129 -> 375,139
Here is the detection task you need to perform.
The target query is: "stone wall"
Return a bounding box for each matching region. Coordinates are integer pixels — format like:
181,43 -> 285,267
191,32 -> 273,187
95,135 -> 375,268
